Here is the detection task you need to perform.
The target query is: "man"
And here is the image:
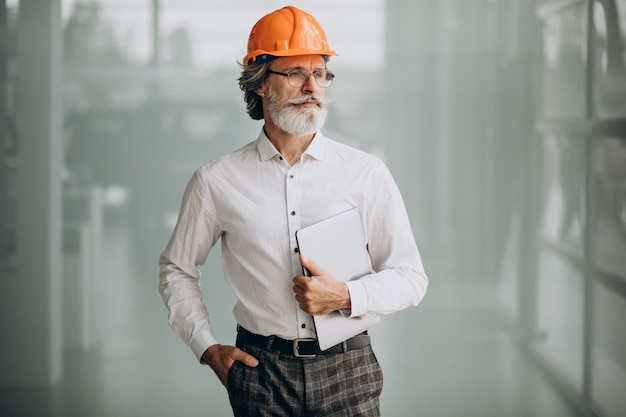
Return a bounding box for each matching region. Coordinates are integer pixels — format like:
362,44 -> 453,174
159,6 -> 428,416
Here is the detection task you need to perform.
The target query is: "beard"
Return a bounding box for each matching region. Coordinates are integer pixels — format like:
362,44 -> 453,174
266,88 -> 329,136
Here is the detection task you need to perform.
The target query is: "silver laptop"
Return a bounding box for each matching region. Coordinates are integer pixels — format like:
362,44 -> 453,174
295,208 -> 380,350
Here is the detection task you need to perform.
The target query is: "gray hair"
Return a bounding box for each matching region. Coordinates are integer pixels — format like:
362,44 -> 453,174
238,61 -> 273,120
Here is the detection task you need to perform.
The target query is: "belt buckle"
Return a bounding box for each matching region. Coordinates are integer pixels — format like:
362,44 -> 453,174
293,338 -> 317,358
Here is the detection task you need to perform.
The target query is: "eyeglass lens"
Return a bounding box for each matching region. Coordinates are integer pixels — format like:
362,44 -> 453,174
288,70 -> 333,88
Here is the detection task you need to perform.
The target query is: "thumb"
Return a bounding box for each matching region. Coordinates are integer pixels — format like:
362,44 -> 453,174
299,254 -> 323,276
232,347 -> 259,367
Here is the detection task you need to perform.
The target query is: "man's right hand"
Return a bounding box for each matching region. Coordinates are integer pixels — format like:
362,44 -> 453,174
202,344 -> 259,387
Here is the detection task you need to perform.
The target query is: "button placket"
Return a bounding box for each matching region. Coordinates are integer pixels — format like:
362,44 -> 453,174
286,168 -> 302,264
284,164 -> 314,338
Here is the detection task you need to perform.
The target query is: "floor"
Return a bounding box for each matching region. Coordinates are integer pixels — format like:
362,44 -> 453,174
0,224 -> 581,417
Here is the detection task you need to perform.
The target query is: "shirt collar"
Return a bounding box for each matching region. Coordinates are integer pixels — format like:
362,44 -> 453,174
256,128 -> 327,162
256,130 -> 280,161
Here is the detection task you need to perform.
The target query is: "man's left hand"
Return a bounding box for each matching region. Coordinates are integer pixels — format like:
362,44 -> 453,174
293,254 -> 351,315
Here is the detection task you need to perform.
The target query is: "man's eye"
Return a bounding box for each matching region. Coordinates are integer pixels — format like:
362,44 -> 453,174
290,71 -> 307,79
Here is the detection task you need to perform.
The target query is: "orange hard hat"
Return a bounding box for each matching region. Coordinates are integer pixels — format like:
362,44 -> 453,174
243,6 -> 338,65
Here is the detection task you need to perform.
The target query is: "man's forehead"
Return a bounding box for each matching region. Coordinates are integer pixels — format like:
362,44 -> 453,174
272,55 -> 327,68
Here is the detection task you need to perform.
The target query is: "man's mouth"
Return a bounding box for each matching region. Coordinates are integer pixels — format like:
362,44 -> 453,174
289,96 -> 324,108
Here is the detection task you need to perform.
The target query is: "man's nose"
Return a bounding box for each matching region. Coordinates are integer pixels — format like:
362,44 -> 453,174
302,75 -> 316,94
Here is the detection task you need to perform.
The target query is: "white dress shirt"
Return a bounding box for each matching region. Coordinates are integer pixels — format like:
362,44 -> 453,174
159,129 -> 428,361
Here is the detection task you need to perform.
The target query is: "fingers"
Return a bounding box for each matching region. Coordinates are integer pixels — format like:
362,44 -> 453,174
203,345 -> 258,388
292,275 -> 310,289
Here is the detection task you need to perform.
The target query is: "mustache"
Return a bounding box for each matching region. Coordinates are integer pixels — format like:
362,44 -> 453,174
286,95 -> 330,107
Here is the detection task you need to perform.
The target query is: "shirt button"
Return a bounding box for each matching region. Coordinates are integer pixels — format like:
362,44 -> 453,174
289,174 -> 294,179
294,247 -> 300,253
279,156 -> 283,161
291,211 -> 296,216
301,323 -> 306,329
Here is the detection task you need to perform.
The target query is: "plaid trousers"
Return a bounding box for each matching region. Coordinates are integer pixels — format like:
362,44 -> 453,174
227,337 -> 384,416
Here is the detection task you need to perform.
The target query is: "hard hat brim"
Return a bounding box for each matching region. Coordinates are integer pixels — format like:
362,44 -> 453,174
244,49 -> 339,66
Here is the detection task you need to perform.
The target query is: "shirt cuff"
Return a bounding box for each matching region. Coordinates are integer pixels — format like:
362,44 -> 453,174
344,280 -> 368,317
190,331 -> 219,363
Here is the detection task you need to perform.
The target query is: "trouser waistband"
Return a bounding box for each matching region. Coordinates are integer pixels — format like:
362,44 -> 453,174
236,326 -> 370,358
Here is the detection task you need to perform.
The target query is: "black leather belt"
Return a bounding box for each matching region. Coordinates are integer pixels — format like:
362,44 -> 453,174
236,326 -> 370,358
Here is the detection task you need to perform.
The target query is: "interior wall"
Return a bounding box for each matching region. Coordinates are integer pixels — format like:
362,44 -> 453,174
0,0 -> 64,387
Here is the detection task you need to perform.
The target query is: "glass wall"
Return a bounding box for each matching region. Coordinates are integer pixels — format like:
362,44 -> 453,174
533,1 -> 626,416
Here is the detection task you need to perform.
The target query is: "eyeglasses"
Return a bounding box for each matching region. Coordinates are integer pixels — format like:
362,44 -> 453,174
267,69 -> 335,88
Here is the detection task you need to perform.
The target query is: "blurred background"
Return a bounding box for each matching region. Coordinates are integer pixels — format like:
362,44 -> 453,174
0,0 -> 625,416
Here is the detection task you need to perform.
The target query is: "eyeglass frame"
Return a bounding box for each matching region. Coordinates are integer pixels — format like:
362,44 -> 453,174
267,68 -> 335,88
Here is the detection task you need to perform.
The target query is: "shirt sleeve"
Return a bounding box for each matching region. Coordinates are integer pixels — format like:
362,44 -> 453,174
346,159 -> 429,317
158,167 -> 222,362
